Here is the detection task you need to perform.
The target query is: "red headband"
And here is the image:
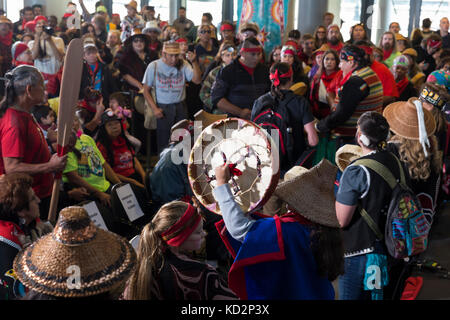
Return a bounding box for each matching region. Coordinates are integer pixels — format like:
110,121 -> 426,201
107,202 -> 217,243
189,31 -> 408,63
175,38 -> 187,43
34,15 -> 48,23
161,204 -> 201,247
220,24 -> 234,32
240,47 -> 262,54
282,49 -> 296,56
270,68 -> 293,86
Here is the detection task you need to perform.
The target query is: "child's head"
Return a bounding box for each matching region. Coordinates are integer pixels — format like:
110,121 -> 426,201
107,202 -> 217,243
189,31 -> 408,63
83,43 -> 99,65
109,92 -> 127,110
31,105 -> 55,126
83,87 -> 102,107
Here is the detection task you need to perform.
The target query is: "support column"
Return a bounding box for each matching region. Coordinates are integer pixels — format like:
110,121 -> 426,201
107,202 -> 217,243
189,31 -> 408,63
296,0 -> 329,34
360,0 -> 375,39
222,0 -> 233,22
170,0 -> 182,24
371,0 -> 394,45
408,0 -> 422,37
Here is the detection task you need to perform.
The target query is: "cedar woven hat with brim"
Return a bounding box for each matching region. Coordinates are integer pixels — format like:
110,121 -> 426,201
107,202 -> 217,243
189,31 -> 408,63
313,44 -> 330,57
274,159 -> 340,228
125,0 -> 138,11
335,144 -> 364,172
13,206 -> 137,298
163,41 -> 181,55
383,97 -> 436,140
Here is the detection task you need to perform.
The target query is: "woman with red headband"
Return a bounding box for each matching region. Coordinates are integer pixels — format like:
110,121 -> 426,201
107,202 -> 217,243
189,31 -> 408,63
125,201 -> 237,300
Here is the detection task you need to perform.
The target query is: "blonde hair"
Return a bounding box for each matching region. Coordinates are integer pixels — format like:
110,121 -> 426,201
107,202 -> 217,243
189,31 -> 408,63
126,201 -> 188,300
390,135 -> 442,181
107,30 -> 122,46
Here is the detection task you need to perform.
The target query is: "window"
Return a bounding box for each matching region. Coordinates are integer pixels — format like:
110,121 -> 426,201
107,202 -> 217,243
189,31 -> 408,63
340,0 -> 362,42
420,0 -> 450,31
388,0 -> 410,37
3,0 -> 24,23
111,0 -> 170,22
186,0 -> 223,27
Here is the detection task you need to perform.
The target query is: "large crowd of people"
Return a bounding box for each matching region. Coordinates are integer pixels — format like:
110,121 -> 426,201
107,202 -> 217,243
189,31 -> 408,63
0,0 -> 449,301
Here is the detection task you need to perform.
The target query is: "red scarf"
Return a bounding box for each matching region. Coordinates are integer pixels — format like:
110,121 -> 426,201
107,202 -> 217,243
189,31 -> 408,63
339,70 -> 353,88
396,77 -> 409,95
383,48 -> 393,61
0,31 -> 13,47
321,70 -> 339,89
239,60 -> 255,75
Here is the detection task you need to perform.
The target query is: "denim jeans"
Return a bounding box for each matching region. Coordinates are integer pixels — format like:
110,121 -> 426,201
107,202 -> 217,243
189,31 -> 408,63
338,254 -> 372,300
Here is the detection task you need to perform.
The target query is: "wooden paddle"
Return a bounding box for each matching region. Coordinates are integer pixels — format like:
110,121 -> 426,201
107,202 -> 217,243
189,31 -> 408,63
47,38 -> 84,223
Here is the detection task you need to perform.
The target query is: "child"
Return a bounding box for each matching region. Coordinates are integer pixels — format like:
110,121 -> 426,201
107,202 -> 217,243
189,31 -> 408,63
124,200 -> 237,300
76,87 -> 105,138
79,43 -> 117,105
96,109 -> 146,189
109,92 -> 141,152
31,104 -> 57,152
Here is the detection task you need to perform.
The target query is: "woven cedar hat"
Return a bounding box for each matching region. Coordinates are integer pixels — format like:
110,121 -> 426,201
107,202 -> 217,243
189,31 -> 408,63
163,41 -> 181,54
383,97 -> 436,140
125,0 -> 138,11
13,206 -> 136,298
313,44 -> 330,56
335,144 -> 364,172
274,159 -> 340,228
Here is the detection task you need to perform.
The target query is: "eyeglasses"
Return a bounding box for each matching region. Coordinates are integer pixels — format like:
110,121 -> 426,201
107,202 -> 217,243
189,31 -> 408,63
133,38 -> 145,43
199,30 -> 211,34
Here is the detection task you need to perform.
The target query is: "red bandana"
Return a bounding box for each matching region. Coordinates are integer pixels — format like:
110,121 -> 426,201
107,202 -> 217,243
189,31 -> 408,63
161,204 -> 202,247
240,47 -> 261,54
269,68 -> 293,86
220,24 -> 234,32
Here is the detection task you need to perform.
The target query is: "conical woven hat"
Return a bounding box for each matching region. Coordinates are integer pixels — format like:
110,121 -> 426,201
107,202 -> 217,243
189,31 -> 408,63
274,159 -> 340,227
13,207 -> 136,298
335,144 -> 363,172
383,97 -> 436,140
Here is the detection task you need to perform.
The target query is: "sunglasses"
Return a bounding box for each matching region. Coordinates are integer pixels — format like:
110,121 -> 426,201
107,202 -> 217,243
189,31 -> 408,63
133,38 -> 145,43
199,30 -> 211,34
222,47 -> 235,53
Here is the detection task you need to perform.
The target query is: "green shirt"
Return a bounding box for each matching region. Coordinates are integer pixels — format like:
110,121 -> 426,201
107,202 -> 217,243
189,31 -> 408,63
383,51 -> 401,69
63,134 -> 110,193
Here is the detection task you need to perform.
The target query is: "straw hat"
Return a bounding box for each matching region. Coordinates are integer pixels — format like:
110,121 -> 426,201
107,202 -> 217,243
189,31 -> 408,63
335,144 -> 363,172
142,20 -> 161,34
162,41 -> 181,55
125,0 -> 138,11
402,48 -> 417,58
383,97 -> 436,140
274,159 -> 340,228
13,206 -> 136,298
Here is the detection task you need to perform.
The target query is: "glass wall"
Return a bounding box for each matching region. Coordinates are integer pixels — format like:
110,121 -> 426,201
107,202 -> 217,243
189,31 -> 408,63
186,0 -> 223,26
112,0 -> 170,22
420,0 -> 450,31
3,0 -> 24,22
340,0 -> 362,42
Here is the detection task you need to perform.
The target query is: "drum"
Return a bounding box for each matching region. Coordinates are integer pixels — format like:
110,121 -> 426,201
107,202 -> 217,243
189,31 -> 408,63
188,118 -> 280,215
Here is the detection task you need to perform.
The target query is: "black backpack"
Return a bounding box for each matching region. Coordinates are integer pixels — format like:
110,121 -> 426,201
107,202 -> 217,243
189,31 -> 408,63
252,92 -> 297,171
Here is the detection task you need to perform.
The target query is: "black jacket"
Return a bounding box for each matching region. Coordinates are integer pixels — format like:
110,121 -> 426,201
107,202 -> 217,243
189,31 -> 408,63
211,59 -> 270,116
79,61 -> 118,105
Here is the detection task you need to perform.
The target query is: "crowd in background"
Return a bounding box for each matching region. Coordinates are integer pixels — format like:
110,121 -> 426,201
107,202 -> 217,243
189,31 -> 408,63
0,0 -> 449,301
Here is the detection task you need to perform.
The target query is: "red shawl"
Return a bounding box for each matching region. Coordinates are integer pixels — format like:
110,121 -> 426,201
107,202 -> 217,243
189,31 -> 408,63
396,77 -> 409,95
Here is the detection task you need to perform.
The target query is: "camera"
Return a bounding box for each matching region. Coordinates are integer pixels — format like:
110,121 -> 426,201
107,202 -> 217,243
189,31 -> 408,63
43,26 -> 54,36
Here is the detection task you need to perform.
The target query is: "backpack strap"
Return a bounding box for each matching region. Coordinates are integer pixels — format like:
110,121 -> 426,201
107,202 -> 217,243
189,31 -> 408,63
351,156 -> 405,241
